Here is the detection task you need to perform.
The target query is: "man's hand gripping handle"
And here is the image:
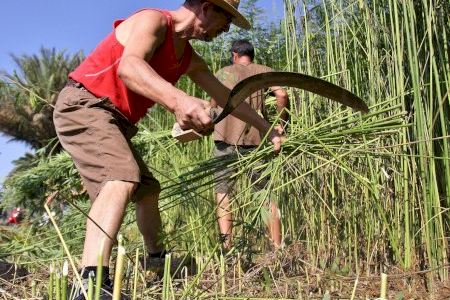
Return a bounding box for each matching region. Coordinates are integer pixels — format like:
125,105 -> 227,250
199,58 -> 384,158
171,108 -> 218,143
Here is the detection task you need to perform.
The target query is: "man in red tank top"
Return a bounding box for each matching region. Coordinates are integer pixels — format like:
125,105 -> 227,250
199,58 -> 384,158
53,1 -> 284,297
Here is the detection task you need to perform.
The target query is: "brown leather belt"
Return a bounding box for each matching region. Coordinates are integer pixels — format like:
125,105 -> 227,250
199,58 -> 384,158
65,78 -> 86,90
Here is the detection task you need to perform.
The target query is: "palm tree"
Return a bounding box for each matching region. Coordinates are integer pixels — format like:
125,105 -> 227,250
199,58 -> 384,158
0,47 -> 84,149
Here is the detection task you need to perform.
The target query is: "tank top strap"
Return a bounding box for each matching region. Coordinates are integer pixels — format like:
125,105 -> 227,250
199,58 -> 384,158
113,8 -> 173,31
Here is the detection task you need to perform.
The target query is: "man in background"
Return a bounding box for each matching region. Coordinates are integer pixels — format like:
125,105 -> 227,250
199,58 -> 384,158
211,39 -> 289,251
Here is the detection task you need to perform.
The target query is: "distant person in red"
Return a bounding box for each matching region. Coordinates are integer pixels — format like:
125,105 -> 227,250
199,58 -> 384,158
7,207 -> 23,224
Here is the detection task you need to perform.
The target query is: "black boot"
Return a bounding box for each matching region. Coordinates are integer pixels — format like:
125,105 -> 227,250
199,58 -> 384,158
70,267 -> 129,300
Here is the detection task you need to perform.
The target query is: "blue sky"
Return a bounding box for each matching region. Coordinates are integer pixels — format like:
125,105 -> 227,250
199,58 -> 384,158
0,0 -> 283,184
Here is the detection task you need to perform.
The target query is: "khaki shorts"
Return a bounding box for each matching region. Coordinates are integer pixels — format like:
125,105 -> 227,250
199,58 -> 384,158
53,84 -> 161,201
213,141 -> 268,194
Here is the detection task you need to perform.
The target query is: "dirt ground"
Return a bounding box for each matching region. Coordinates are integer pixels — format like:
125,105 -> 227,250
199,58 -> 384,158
1,243 -> 450,299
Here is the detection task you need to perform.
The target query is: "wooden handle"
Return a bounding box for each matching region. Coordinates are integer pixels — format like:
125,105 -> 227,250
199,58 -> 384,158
171,108 -> 218,143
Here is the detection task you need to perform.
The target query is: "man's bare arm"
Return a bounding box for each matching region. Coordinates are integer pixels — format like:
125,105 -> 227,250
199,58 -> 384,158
187,52 -> 283,151
116,10 -> 211,131
271,86 -> 289,124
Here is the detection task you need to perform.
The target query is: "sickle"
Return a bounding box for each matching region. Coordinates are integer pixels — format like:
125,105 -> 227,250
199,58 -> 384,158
213,71 -> 369,124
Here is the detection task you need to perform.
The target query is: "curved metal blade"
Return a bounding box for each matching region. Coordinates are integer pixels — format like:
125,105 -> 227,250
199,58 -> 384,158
213,71 -> 369,124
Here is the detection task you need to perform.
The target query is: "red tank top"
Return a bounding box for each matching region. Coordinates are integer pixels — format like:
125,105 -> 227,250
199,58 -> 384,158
69,9 -> 193,124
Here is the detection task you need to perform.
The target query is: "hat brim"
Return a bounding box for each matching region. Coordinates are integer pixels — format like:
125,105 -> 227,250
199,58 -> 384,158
208,0 -> 251,30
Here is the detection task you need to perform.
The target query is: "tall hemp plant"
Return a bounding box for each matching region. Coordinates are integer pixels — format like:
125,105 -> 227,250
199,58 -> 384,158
279,0 -> 449,282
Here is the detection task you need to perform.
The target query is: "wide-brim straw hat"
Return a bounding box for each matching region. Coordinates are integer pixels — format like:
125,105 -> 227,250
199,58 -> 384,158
207,0 -> 251,30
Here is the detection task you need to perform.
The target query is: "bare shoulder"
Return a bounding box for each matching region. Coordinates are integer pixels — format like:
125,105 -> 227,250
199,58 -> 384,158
117,9 -> 168,40
130,9 -> 168,26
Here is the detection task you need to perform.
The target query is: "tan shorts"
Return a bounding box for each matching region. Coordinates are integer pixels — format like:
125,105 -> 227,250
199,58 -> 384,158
53,84 -> 161,201
213,141 -> 268,194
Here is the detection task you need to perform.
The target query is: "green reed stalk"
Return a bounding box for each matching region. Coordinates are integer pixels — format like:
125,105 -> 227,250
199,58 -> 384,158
61,261 -> 68,300
55,273 -> 61,300
88,272 -> 94,300
132,248 -> 139,300
48,264 -> 54,300
95,240 -> 104,300
162,253 -> 172,300
112,246 -> 125,300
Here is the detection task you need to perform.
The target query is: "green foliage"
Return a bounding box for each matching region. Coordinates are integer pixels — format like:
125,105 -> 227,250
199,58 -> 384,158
1,151 -> 84,214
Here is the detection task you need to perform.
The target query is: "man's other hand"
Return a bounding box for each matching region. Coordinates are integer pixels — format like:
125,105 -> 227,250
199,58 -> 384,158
268,127 -> 286,154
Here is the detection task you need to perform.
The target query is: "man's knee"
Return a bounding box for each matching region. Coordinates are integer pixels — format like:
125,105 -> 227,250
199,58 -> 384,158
100,180 -> 139,203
